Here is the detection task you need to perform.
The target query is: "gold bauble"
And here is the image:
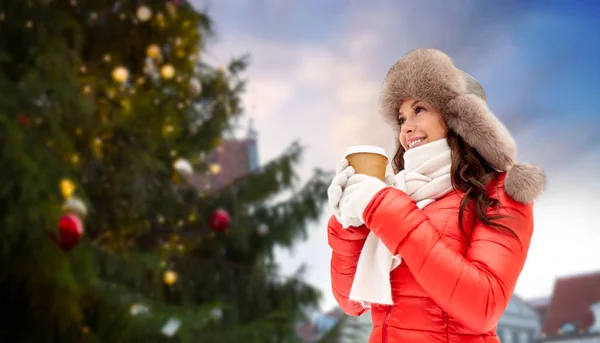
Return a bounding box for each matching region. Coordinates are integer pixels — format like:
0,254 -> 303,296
146,44 -> 161,59
112,66 -> 129,83
209,163 -> 221,174
60,179 -> 76,199
163,270 -> 177,285
136,5 -> 152,22
160,64 -> 175,79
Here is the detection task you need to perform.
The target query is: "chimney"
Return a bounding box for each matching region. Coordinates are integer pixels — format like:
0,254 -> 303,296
589,301 -> 600,333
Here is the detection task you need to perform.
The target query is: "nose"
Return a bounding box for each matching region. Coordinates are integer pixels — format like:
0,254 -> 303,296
401,122 -> 415,135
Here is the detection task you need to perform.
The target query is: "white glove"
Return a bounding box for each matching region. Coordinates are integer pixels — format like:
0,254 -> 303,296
327,159 -> 355,223
384,174 -> 396,187
339,174 -> 388,228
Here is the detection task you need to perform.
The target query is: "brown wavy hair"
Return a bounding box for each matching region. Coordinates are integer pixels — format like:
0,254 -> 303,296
392,130 -> 517,239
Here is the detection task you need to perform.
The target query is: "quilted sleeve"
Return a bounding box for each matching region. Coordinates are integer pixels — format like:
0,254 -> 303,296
327,215 -> 370,316
363,186 -> 534,333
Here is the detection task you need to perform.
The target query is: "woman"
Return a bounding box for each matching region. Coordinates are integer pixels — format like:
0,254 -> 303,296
327,48 -> 546,343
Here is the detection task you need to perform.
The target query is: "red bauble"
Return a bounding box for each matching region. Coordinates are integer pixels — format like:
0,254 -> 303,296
53,213 -> 84,251
209,209 -> 231,232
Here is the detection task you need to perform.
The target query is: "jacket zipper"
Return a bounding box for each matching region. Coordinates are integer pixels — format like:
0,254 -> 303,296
382,306 -> 392,343
443,312 -> 449,342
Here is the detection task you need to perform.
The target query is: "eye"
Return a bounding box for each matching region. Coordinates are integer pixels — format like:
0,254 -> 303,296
414,106 -> 426,114
396,117 -> 405,126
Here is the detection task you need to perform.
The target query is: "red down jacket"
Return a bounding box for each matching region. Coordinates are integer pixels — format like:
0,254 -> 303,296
328,173 -> 534,343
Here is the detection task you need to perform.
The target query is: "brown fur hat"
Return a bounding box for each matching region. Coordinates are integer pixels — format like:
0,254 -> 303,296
380,48 -> 545,204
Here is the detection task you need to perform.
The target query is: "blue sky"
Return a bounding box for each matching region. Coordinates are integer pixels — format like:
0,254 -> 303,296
192,0 -> 600,311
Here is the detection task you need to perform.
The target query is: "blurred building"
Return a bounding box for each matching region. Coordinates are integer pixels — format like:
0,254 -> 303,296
537,271 -> 600,342
189,120 -> 259,192
299,294 -> 541,342
497,294 -> 542,343
299,307 -> 372,342
528,296 -> 551,327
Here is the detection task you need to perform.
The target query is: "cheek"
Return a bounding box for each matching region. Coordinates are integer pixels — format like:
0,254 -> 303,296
424,115 -> 447,139
398,131 -> 406,149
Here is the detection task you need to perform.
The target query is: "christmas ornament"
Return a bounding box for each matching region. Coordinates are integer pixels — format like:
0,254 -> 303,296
130,303 -> 150,316
161,317 -> 181,337
112,66 -> 129,83
17,114 -> 31,127
173,158 -> 193,178
92,137 -> 103,157
209,209 -> 231,232
160,64 -> 175,79
146,44 -> 162,59
53,213 -> 84,251
162,124 -> 175,136
209,163 -> 221,174
62,196 -> 88,218
257,223 -> 269,236
210,308 -> 223,320
136,5 -> 152,21
71,154 -> 80,166
163,270 -> 177,285
189,78 -> 202,95
60,178 -> 76,199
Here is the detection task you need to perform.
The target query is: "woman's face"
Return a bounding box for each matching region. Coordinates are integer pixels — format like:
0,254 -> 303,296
397,99 -> 448,151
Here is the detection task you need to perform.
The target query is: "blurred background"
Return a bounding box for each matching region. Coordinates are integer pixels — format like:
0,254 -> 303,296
1,0 -> 599,342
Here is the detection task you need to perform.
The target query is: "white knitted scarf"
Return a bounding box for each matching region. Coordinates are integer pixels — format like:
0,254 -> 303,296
349,138 -> 454,307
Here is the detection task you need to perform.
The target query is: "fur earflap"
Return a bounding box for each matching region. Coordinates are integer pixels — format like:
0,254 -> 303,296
504,163 -> 547,203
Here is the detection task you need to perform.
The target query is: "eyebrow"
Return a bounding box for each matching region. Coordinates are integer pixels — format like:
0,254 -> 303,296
398,100 -> 420,117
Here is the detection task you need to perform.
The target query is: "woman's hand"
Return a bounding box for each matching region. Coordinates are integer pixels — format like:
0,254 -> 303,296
327,159 -> 355,224
384,173 -> 397,188
338,173 -> 387,228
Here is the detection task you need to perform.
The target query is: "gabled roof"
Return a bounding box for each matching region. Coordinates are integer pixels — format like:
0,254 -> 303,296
504,294 -> 540,317
542,271 -> 600,335
498,294 -> 542,331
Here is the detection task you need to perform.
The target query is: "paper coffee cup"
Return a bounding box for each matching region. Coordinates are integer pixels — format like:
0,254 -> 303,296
344,145 -> 388,181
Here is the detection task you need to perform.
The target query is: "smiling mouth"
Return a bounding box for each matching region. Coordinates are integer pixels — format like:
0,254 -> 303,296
408,138 -> 426,149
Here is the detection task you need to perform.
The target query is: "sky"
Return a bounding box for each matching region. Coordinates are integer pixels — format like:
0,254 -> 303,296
191,0 -> 600,311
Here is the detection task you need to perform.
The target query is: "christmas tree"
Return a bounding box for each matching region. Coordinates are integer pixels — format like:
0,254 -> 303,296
0,1 -> 331,342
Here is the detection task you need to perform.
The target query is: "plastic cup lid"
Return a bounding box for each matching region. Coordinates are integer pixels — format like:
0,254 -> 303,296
344,145 -> 388,159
